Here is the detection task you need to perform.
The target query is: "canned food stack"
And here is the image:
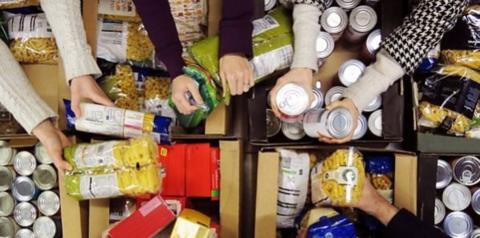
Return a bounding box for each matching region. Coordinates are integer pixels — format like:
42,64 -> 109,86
0,142 -> 61,238
434,156 -> 480,237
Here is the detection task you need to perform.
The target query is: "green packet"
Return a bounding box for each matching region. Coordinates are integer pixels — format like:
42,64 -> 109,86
189,6 -> 293,87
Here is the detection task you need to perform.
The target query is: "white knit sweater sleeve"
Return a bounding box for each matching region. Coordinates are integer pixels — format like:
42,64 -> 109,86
0,41 -> 56,133
291,4 -> 321,72
40,0 -> 101,81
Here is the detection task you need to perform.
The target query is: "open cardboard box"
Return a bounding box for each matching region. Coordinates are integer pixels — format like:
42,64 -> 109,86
254,146 -> 417,238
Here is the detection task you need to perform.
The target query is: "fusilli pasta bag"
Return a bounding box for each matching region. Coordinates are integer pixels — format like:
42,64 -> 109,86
311,147 -> 366,206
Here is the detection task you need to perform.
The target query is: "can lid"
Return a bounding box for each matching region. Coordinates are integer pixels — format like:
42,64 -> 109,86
327,107 -> 354,139
434,198 -> 446,225
0,166 -> 14,191
35,143 -> 53,165
338,59 -> 365,87
325,86 -> 346,105
266,109 -> 282,138
363,95 -> 382,112
33,164 -> 57,191
12,176 -> 36,202
453,156 -> 480,186
0,146 -> 14,166
16,228 -> 35,238
352,114 -> 368,140
443,212 -> 473,238
316,31 -> 335,59
321,7 -> 348,33
472,189 -> 480,215
335,0 -> 361,10
0,192 -> 14,216
13,151 -> 37,176
368,110 -> 382,137
38,191 -> 60,216
471,228 -> 480,238
366,29 -> 382,54
265,0 -> 276,11
282,121 -> 306,140
33,216 -> 56,238
0,217 -> 16,237
14,202 -> 37,227
349,5 -> 377,33
436,160 -> 453,189
325,0 -> 334,7
276,83 -> 310,116
310,89 -> 325,110
442,183 -> 472,211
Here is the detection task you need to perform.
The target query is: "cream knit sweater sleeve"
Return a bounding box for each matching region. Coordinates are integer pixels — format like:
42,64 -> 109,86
291,4 -> 322,72
40,0 -> 101,81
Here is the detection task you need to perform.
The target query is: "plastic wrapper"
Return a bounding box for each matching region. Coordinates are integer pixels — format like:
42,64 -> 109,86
64,137 -> 161,200
365,155 -> 394,203
311,148 -> 366,206
298,208 -> 338,237
275,149 -> 309,228
5,12 -> 58,64
98,0 -> 142,23
306,215 -> 357,238
0,102 -> 24,135
189,6 -> 293,89
168,0 -> 207,49
64,100 -> 172,144
0,0 -> 38,9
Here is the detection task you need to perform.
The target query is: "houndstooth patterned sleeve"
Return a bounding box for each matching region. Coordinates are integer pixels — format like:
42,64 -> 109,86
289,0 -> 327,11
381,0 -> 468,75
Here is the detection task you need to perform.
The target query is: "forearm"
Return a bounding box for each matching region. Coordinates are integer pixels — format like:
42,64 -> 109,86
40,0 -> 101,82
219,0 -> 254,58
291,4 -> 322,72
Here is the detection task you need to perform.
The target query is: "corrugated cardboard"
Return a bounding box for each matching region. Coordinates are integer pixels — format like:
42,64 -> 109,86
394,153 -> 417,215
23,64 -> 60,115
186,144 -> 212,197
89,199 -> 110,238
205,103 -> 230,135
160,144 -> 187,197
59,172 -> 88,238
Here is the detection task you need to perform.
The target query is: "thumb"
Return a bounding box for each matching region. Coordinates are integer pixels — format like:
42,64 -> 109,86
187,83 -> 204,105
52,148 -> 72,172
326,100 -> 342,111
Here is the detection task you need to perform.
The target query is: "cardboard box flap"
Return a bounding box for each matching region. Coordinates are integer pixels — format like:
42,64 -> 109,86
394,153 -> 417,215
255,152 -> 279,238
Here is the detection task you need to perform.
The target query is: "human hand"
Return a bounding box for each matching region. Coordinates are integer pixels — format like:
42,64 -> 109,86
319,98 -> 359,144
269,68 -> 314,118
353,180 -> 398,225
219,54 -> 254,96
70,75 -> 114,117
32,120 -> 72,172
171,74 -> 204,115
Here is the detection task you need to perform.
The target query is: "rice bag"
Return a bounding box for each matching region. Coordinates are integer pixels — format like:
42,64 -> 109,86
311,148 -> 365,206
0,0 -> 38,9
5,12 -> 58,64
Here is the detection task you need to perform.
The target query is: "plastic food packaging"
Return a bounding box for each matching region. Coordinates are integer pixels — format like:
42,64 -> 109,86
306,215 -> 357,238
189,6 -> 293,88
98,0 -> 142,23
5,12 -> 58,64
298,208 -> 338,234
168,0 -> 207,49
64,100 -> 172,144
0,0 -> 38,9
63,137 -> 161,200
311,148 -> 366,206
365,155 -> 394,203
276,149 -> 309,228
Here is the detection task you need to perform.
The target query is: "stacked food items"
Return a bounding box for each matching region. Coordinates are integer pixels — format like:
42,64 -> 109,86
434,156 -> 480,237
0,141 -> 62,238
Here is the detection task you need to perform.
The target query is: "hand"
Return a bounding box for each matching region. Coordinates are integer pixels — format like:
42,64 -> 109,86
70,75 -> 114,117
32,120 -> 72,172
219,54 -> 254,96
269,68 -> 314,118
353,180 -> 398,226
171,74 -> 204,115
319,98 -> 359,144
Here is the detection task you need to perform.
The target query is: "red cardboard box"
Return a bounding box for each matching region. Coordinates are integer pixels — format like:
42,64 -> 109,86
211,147 -> 220,201
108,195 -> 175,238
186,144 -> 212,197
160,144 -> 187,197
164,197 -> 187,216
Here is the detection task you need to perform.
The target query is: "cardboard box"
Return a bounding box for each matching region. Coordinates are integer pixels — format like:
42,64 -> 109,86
186,144 -> 212,197
170,209 -> 215,238
254,148 -> 417,238
161,144 -> 187,197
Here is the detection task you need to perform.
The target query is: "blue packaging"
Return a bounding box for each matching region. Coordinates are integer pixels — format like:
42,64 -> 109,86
307,215 -> 357,238
365,155 -> 394,174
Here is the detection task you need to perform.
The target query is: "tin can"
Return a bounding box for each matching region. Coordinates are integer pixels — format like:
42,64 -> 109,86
361,29 -> 382,61
352,114 -> 368,140
471,189 -> 480,215
471,228 -> 480,238
310,82 -> 324,110
436,159 -> 453,189
304,107 -> 354,139
16,228 -> 35,238
33,216 -> 56,238
0,191 -> 15,217
275,83 -> 310,122
35,143 -> 53,165
344,6 -> 377,43
37,191 -> 60,216
316,31 -> 335,65
13,151 -> 37,176
320,7 -> 348,41
282,121 -> 305,140
33,164 -> 57,190
434,198 -> 446,225
443,211 -> 473,238
303,109 -> 323,138
338,59 -> 365,87
0,217 -> 18,238
442,183 -> 472,211
363,95 -> 382,112
0,166 -> 15,191
266,109 -> 282,138
325,86 -> 346,105
14,202 -> 37,227
265,0 -> 276,11
368,110 -> 382,137
452,156 -> 480,186
0,146 -> 15,166
12,176 -> 37,202
335,0 -> 361,10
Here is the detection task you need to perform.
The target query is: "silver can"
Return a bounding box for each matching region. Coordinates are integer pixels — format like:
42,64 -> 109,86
344,5 -> 377,43
316,31 -> 335,63
276,83 -> 310,122
16,229 -> 35,238
436,159 -> 453,189
443,211 -> 473,238
363,95 -> 382,112
0,146 -> 16,166
303,109 -> 324,138
325,86 -> 346,105
35,143 -> 53,165
471,228 -> 480,238
335,0 -> 361,10
12,176 -> 37,202
368,110 -> 382,137
442,183 -> 472,211
304,107 -> 354,139
310,83 -> 324,110
33,216 -> 56,238
282,121 -> 305,140
434,198 -> 446,225
266,109 -> 282,138
338,59 -> 365,87
37,191 -> 60,216
0,217 -> 18,238
33,164 -> 57,190
0,191 -> 15,216
352,114 -> 368,140
265,0 -> 276,11
362,29 -> 382,60
472,189 -> 480,215
13,151 -> 37,176
14,202 -> 37,227
0,165 -> 15,191
320,7 -> 348,41
452,156 -> 480,186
